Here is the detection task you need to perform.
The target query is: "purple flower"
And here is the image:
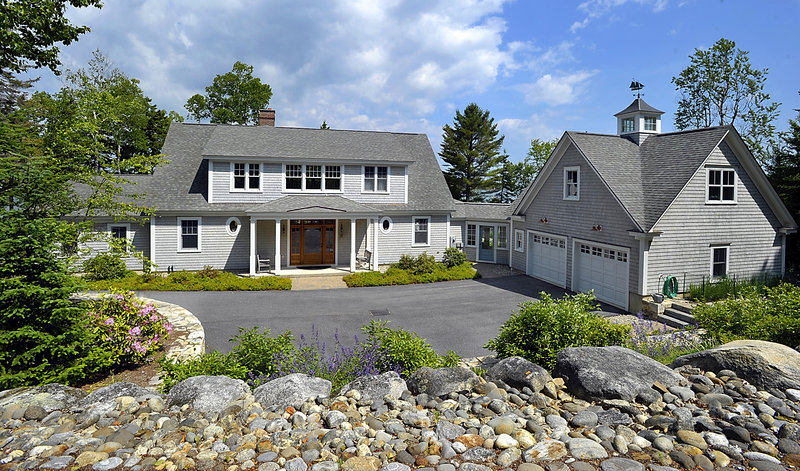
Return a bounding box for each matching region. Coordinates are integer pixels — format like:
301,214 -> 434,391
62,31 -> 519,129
103,318 -> 115,326
129,326 -> 141,336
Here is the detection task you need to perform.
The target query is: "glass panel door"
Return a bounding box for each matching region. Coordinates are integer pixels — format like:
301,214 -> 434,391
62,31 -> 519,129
479,225 -> 495,262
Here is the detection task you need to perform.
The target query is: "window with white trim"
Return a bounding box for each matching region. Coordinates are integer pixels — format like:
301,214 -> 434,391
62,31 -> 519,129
283,164 -> 342,192
514,229 -> 524,252
622,118 -> 635,133
232,163 -> 260,191
364,166 -> 388,192
711,246 -> 728,278
563,167 -> 580,200
413,217 -> 430,246
109,224 -> 130,252
226,217 -> 241,236
497,226 -> 508,249
644,117 -> 657,131
178,218 -> 201,252
380,216 -> 393,234
466,224 -> 476,247
707,168 -> 736,203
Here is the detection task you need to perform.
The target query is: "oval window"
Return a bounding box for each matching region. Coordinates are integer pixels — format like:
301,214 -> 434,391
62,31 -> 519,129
379,216 -> 393,234
226,217 -> 241,236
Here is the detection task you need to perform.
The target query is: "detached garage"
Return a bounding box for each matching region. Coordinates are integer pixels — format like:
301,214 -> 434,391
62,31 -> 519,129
526,231 -> 567,288
574,241 -> 629,310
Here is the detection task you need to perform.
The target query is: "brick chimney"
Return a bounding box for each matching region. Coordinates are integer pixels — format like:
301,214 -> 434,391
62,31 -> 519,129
259,108 -> 275,126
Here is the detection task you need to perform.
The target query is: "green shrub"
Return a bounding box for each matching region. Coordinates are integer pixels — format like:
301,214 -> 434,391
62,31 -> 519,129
442,247 -> 467,268
230,327 -> 295,377
392,252 -> 437,275
343,263 -> 476,287
86,290 -> 173,365
627,314 -> 719,364
87,270 -> 292,291
484,292 -> 631,371
394,254 -> 416,271
83,253 -> 128,281
688,273 -> 782,302
158,351 -> 248,393
693,282 -> 800,347
362,319 -> 460,376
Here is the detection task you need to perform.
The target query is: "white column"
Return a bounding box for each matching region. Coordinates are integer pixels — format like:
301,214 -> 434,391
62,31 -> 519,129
508,219 -> 513,268
274,219 -> 281,275
638,238 -> 649,295
249,218 -> 257,275
149,216 -> 156,270
372,217 -> 379,271
350,218 -> 356,272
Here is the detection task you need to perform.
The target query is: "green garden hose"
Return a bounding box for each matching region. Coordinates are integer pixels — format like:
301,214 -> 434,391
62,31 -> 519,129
663,275 -> 678,298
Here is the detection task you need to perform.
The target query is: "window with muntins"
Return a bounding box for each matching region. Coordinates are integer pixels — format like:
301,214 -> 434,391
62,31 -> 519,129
622,118 -> 635,133
466,224 -> 476,246
180,219 -> 200,251
248,164 -> 260,190
644,117 -> 657,131
413,217 -> 429,245
497,226 -> 508,249
707,169 -> 736,202
325,166 -> 341,190
285,165 -> 302,189
514,230 -> 524,252
110,225 -> 129,252
712,246 -> 728,277
306,165 -> 322,190
364,166 -> 388,192
563,167 -> 580,200
233,163 -> 246,189
232,163 -> 260,191
284,164 -> 342,192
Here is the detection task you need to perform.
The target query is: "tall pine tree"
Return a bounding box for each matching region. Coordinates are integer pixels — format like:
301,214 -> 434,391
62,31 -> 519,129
440,103 -> 505,202
768,97 -> 800,272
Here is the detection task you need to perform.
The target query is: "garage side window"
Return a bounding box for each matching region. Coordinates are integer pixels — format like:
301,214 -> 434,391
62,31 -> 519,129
497,226 -> 508,249
466,224 -> 476,247
563,166 -> 580,201
711,246 -> 728,278
514,230 -> 524,252
178,218 -> 201,252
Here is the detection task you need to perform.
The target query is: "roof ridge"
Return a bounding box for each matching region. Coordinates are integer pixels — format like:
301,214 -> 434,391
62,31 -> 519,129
196,122 -> 425,136
650,125 -> 730,138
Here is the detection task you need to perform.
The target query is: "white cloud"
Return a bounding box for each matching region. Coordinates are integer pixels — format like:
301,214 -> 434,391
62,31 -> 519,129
518,71 -> 597,106
571,0 -> 668,32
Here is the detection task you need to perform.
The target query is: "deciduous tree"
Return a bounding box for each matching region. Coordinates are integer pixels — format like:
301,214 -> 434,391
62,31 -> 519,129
672,38 -> 780,165
440,103 -> 505,202
185,61 -> 273,125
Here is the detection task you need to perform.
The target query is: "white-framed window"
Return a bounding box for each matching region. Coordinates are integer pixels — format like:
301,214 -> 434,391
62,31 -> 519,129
178,217 -> 201,252
514,229 -> 524,252
231,162 -> 260,191
707,168 -> 736,203
379,216 -> 393,234
412,216 -> 430,246
644,117 -> 657,131
226,217 -> 241,236
466,224 -> 477,247
563,166 -> 580,201
108,223 -> 131,252
363,166 -> 389,193
622,118 -> 635,133
711,245 -> 729,278
283,164 -> 342,192
497,226 -> 508,249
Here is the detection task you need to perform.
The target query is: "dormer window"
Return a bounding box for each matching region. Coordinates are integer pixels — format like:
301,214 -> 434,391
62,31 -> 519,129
644,117 -> 657,131
232,163 -> 260,191
364,166 -> 389,193
563,166 -> 580,200
283,164 -> 342,192
622,118 -> 635,133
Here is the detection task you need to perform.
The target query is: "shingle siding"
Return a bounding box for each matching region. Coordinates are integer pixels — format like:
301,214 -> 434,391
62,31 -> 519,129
517,144 -> 640,297
647,141 -> 783,293
81,220 -> 151,271
154,215 -> 250,271
371,215 -> 449,263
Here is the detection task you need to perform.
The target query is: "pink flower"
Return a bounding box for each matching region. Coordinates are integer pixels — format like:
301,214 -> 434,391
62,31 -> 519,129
132,341 -> 147,353
164,323 -> 173,334
128,326 -> 141,336
103,318 -> 115,326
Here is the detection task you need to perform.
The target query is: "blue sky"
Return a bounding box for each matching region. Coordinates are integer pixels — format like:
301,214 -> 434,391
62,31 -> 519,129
28,0 -> 800,164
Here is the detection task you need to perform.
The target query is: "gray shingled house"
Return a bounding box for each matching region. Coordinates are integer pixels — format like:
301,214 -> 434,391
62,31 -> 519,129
507,97 -> 797,312
96,109 -> 457,275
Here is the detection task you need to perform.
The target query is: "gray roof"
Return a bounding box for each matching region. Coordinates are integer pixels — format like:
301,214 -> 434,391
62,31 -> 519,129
452,200 -> 512,221
566,126 -> 730,231
126,122 -> 454,213
247,195 -> 378,215
614,97 -> 664,116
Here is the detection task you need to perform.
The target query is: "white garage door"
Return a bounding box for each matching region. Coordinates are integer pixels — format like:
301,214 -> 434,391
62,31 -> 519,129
527,232 -> 567,288
575,242 -> 629,310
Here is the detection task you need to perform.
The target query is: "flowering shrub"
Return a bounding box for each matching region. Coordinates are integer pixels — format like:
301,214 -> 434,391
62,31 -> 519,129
626,312 -> 716,364
86,290 -> 172,365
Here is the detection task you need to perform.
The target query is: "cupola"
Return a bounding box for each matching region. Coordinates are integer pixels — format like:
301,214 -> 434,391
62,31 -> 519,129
614,81 -> 664,145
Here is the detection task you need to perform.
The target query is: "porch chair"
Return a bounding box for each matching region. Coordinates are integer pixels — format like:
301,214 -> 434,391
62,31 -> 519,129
257,253 -> 271,273
356,249 -> 372,270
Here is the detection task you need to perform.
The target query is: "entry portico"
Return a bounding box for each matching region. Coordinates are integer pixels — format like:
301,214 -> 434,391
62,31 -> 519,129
246,195 -> 380,275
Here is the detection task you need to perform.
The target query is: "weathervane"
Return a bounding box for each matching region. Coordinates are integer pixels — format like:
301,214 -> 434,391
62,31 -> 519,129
630,79 -> 644,98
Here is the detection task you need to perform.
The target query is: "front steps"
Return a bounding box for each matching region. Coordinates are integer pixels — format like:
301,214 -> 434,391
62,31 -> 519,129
656,301 -> 696,329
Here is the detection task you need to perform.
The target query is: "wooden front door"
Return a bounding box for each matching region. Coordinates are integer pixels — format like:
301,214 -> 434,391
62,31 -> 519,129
289,220 -> 336,266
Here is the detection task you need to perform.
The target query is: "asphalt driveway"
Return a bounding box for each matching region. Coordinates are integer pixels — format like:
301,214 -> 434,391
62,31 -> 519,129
139,274 -> 624,358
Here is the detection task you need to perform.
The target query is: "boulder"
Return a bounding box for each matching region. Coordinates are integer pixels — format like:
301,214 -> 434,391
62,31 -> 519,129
73,382 -> 156,412
253,373 -> 331,411
0,383 -> 86,412
553,346 -> 683,401
338,371 -> 407,401
485,356 -> 552,393
406,367 -> 481,397
166,375 -> 250,414
671,340 -> 800,391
